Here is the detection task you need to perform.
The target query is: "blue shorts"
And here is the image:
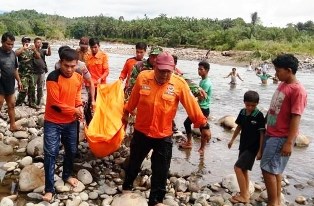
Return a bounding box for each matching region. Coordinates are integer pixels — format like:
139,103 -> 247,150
260,136 -> 290,174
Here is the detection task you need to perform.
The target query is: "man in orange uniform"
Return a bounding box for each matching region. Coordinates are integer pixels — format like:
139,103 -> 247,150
42,49 -> 83,202
119,42 -> 147,88
122,52 -> 211,206
86,38 -> 109,87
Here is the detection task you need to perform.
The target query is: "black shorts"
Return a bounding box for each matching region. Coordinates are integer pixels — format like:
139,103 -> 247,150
235,150 -> 256,171
0,77 -> 15,95
201,108 -> 210,117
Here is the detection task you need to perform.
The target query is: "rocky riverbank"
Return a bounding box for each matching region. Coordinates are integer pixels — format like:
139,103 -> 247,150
48,39 -> 314,71
0,104 -> 313,206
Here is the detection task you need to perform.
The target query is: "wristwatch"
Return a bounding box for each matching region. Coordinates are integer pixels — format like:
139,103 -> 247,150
200,122 -> 210,130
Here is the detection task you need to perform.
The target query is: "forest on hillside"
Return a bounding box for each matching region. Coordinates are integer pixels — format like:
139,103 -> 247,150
1,9 -> 314,59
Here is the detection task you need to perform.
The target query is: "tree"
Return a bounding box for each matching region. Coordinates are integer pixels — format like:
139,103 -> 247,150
250,12 -> 259,39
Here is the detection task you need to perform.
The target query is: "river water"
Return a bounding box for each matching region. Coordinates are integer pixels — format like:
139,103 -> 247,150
1,43 -> 313,201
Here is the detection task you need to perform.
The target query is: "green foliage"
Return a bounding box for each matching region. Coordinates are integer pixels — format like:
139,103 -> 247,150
1,9 -> 314,57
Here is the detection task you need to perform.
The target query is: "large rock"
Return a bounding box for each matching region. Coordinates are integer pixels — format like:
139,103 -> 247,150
111,193 -> 148,206
222,174 -> 254,194
218,115 -> 237,129
295,134 -> 310,147
0,197 -> 14,206
0,142 -> 14,156
19,165 -> 45,192
27,136 -> 44,156
77,169 -> 93,185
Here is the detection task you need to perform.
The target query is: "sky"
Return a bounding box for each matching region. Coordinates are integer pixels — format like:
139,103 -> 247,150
1,0 -> 313,27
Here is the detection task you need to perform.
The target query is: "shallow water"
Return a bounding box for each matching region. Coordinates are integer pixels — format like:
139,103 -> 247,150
2,43 -> 313,201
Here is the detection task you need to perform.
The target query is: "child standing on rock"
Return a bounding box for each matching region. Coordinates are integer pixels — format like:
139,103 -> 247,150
228,90 -> 265,204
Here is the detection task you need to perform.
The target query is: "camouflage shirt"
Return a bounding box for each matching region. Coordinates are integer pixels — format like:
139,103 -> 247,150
17,48 -> 35,74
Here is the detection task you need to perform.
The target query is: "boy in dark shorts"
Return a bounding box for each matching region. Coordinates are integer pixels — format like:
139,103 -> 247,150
228,90 -> 265,204
261,54 -> 307,206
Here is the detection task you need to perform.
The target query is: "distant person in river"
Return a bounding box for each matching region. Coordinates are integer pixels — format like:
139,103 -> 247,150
256,71 -> 273,85
179,61 -> 212,156
224,67 -> 243,84
260,54 -> 307,206
119,42 -> 147,88
228,90 -> 265,204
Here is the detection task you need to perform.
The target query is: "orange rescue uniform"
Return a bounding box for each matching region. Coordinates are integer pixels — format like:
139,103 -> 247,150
119,57 -> 140,87
45,70 -> 83,123
86,50 -> 109,86
125,70 -> 207,138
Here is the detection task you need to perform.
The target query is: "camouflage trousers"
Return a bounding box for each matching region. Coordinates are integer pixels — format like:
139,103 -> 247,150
16,73 -> 36,106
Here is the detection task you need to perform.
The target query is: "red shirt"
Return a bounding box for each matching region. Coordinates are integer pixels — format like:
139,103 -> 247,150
266,82 -> 307,137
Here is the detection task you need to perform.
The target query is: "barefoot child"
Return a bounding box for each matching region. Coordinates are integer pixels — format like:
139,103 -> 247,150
261,54 -> 307,206
228,90 -> 265,204
180,61 -> 212,155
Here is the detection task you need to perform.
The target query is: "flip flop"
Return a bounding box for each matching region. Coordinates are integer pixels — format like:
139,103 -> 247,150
229,196 -> 249,204
9,126 -> 27,132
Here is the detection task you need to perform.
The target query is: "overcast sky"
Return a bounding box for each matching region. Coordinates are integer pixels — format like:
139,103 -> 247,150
1,0 -> 313,27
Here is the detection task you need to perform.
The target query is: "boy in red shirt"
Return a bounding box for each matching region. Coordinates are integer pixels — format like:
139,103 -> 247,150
261,54 -> 307,206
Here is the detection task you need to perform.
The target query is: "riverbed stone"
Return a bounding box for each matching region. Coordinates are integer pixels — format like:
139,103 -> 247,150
0,197 -> 14,206
13,131 -> 29,139
295,134 -> 310,147
295,196 -> 307,205
111,193 -> 148,206
19,165 -> 45,192
77,169 -> 93,185
4,136 -> 19,146
0,142 -> 13,156
19,156 -> 33,168
222,174 -> 254,194
218,115 -> 237,129
175,178 -> 188,192
79,192 -> 88,201
26,136 -> 44,156
72,181 -> 85,193
65,196 -> 81,206
28,128 -> 39,136
3,162 -> 18,171
99,184 -> 118,195
88,191 -> 99,200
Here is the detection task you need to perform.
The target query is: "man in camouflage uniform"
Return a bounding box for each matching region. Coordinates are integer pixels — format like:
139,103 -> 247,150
15,37 -> 40,108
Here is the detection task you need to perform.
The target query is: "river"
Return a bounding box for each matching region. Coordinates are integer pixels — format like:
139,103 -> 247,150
1,42 -> 313,202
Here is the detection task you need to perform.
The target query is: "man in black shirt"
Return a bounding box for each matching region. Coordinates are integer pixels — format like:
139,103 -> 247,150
0,32 -> 24,132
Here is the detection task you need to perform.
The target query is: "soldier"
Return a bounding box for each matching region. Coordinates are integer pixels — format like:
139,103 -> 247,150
124,46 -> 163,99
15,36 -> 40,108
